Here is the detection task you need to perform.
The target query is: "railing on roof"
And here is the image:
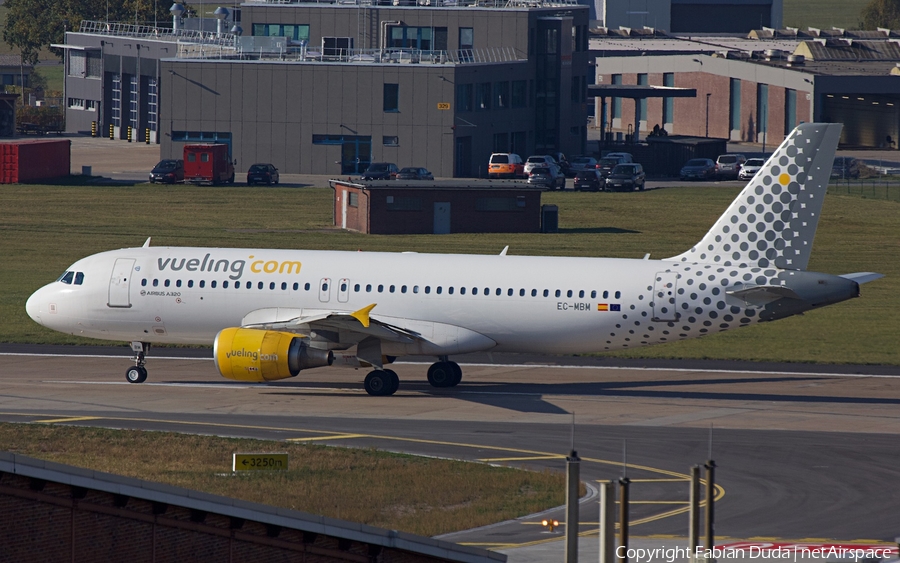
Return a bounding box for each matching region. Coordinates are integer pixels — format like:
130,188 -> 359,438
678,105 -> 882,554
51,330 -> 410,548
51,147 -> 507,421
245,0 -> 580,7
78,20 -> 235,45
178,44 -> 526,63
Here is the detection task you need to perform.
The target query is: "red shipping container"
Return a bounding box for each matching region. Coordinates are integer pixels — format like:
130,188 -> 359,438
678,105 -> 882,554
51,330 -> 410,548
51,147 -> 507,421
0,139 -> 70,184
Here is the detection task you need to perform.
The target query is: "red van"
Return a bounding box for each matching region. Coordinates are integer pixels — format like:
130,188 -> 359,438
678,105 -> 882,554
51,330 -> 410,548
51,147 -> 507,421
183,144 -> 235,185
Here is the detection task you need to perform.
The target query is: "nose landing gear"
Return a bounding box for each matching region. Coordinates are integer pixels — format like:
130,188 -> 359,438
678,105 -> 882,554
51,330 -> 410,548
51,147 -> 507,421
126,341 -> 150,383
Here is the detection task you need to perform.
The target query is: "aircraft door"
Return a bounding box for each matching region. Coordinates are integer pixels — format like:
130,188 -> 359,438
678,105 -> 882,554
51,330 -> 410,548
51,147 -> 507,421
338,278 -> 350,303
652,271 -> 679,322
319,277 -> 332,303
108,258 -> 136,308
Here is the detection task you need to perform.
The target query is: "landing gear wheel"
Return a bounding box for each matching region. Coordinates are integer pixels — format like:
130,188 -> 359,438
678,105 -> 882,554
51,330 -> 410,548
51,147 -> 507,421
448,362 -> 462,387
364,370 -> 397,396
384,369 -> 400,395
125,366 -> 147,384
427,361 -> 456,388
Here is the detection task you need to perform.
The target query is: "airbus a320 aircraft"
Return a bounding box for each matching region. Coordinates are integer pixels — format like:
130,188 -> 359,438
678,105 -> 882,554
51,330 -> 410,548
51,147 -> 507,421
26,123 -> 881,396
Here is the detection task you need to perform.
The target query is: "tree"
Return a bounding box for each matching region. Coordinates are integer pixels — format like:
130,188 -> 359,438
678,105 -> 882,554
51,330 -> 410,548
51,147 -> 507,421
4,0 -> 174,64
860,0 -> 900,29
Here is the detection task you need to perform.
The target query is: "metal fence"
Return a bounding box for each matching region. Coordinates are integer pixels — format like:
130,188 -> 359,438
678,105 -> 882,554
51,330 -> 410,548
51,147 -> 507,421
828,179 -> 900,202
78,20 -> 236,46
249,0 -> 581,7
181,45 -> 526,64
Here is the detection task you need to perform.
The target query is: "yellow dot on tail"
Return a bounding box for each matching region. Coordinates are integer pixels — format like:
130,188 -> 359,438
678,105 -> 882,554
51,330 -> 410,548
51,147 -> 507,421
778,173 -> 790,185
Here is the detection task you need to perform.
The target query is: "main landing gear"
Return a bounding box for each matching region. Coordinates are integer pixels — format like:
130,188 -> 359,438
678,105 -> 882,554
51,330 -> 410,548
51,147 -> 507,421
362,357 -> 463,396
126,341 -> 150,383
427,357 -> 462,388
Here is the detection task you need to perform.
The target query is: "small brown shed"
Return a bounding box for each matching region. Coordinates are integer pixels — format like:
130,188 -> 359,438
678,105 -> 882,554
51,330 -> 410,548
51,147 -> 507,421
330,179 -> 544,235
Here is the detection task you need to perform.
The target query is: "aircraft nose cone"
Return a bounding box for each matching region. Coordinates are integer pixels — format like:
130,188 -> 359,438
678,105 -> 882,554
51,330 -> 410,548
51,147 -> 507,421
25,290 -> 44,326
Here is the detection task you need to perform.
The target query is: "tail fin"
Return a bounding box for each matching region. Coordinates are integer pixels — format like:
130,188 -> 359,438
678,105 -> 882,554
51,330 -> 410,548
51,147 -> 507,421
669,123 -> 842,271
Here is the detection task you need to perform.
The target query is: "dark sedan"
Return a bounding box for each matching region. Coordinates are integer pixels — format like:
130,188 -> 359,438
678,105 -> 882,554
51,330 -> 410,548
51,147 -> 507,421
596,158 -> 620,181
574,170 -> 604,191
605,163 -> 646,192
149,159 -> 184,184
362,162 -> 399,180
247,163 -> 279,185
680,158 -> 716,181
396,167 -> 434,180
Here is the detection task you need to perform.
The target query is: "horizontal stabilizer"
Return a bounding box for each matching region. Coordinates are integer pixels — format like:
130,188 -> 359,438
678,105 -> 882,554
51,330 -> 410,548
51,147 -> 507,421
840,272 -> 884,285
727,285 -> 802,305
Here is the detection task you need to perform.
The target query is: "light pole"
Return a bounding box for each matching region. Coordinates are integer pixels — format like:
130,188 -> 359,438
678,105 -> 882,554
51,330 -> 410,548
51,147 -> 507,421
705,92 -> 711,137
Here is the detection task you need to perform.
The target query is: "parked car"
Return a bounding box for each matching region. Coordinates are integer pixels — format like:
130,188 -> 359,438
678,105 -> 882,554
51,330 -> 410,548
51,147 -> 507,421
715,153 -> 747,179
396,167 -> 434,180
569,156 -> 598,175
488,153 -> 525,178
831,157 -> 860,179
604,152 -> 634,163
680,158 -> 716,181
362,162 -> 399,180
573,169 -> 604,191
149,159 -> 184,184
605,163 -> 646,192
527,166 -> 566,190
596,157 -> 621,181
246,163 -> 279,185
524,155 -> 559,176
738,158 -> 766,181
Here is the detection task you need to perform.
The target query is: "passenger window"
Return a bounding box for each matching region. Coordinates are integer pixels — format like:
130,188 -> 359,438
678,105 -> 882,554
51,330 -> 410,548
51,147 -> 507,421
257,282 -> 262,289
354,284 -> 360,292
485,288 -> 490,296
224,281 -> 229,288
211,281 -> 217,288
74,272 -> 84,285
413,285 -> 419,294
270,282 -> 276,290
293,282 -> 299,290
449,287 -> 455,294
200,280 -> 205,288
321,282 -> 328,291
603,290 -> 609,298
461,287 -> 467,295
341,282 -> 348,291
555,289 -> 561,297
378,284 -> 384,293
175,279 -> 181,287
390,285 -> 395,293
543,289 -> 549,297
531,289 -> 537,297
519,289 -> 525,296
496,288 -> 502,296
567,290 -> 573,298
424,286 -> 430,294
153,279 -> 158,287
590,290 -> 596,298
401,285 -> 408,293
508,288 -> 514,296
305,283 -> 311,291
366,284 -> 372,292
472,287 -> 478,295
164,279 -> 170,287
141,279 -> 147,287
579,290 -> 584,298
436,287 -> 442,294
615,291 -> 621,298
281,282 -> 287,290
188,280 -> 194,288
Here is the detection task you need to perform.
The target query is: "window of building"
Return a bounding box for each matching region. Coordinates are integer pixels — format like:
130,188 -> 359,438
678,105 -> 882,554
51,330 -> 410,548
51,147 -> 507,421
492,132 -> 509,153
111,74 -> 122,127
476,82 -> 491,110
459,27 -> 474,51
386,196 -> 422,211
495,81 -> 510,109
147,78 -> 158,131
456,83 -> 473,112
323,37 -> 353,56
784,88 -> 796,132
69,52 -> 86,77
86,52 -> 102,78
384,83 -> 399,112
757,83 -> 768,137
638,74 -> 648,121
349,192 -> 359,207
67,98 -> 85,109
661,73 -> 675,126
511,80 -> 527,108
312,134 -> 343,145
389,26 -> 435,50
730,78 -> 741,132
540,28 -> 558,55
611,74 -> 621,119
252,24 -> 310,42
383,135 -> 399,146
511,131 -> 527,156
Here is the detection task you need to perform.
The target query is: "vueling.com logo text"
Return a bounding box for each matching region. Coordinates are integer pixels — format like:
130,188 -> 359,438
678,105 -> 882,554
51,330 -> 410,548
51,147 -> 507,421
225,348 -> 278,362
157,254 -> 302,280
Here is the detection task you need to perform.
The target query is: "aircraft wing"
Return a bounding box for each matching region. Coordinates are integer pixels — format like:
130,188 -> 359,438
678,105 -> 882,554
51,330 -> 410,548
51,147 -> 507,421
240,304 -> 420,344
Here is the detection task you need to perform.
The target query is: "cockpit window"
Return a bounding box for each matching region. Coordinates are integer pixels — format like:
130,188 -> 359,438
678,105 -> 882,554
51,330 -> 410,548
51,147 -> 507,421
74,272 -> 84,285
58,271 -> 74,284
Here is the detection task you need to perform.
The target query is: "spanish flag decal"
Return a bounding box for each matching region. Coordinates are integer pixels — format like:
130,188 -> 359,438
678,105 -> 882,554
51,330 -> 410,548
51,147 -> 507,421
597,304 -> 609,311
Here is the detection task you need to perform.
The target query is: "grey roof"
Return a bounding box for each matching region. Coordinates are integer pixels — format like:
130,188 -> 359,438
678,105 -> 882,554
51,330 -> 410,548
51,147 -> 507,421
0,451 -> 506,563
0,54 -> 33,68
796,39 -> 900,61
331,179 -> 544,191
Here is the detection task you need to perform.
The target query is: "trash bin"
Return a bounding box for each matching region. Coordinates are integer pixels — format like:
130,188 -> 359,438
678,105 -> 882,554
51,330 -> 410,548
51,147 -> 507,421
541,204 -> 558,233
81,166 -> 92,176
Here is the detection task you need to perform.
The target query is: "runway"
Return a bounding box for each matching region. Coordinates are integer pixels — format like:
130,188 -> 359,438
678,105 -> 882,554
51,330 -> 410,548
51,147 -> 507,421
1,346 -> 899,546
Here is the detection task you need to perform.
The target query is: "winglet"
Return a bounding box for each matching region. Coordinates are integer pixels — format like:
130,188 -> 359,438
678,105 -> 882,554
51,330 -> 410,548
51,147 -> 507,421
143,237 -> 151,248
350,303 -> 377,328
500,245 -> 509,256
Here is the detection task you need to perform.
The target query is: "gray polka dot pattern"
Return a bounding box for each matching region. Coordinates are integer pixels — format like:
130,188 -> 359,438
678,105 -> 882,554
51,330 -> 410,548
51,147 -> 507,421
669,123 -> 843,271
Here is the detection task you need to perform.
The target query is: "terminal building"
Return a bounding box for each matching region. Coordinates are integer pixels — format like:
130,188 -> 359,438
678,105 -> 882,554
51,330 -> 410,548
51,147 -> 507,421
61,0 -> 591,177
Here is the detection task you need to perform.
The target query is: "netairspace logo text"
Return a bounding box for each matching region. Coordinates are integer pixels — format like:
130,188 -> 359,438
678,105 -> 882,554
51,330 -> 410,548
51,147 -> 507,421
616,546 -> 894,563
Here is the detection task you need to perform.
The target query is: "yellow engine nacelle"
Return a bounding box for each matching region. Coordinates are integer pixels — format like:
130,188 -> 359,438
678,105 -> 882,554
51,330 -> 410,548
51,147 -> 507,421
214,327 -> 334,382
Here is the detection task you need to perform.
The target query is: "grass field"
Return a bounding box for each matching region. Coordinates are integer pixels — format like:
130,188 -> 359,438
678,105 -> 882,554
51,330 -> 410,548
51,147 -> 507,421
0,423 -> 568,536
783,0 -> 869,30
1,184 -> 897,365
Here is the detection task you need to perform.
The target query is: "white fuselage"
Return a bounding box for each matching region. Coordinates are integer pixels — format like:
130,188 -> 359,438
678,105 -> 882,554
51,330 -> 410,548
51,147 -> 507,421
26,245 -> 775,356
